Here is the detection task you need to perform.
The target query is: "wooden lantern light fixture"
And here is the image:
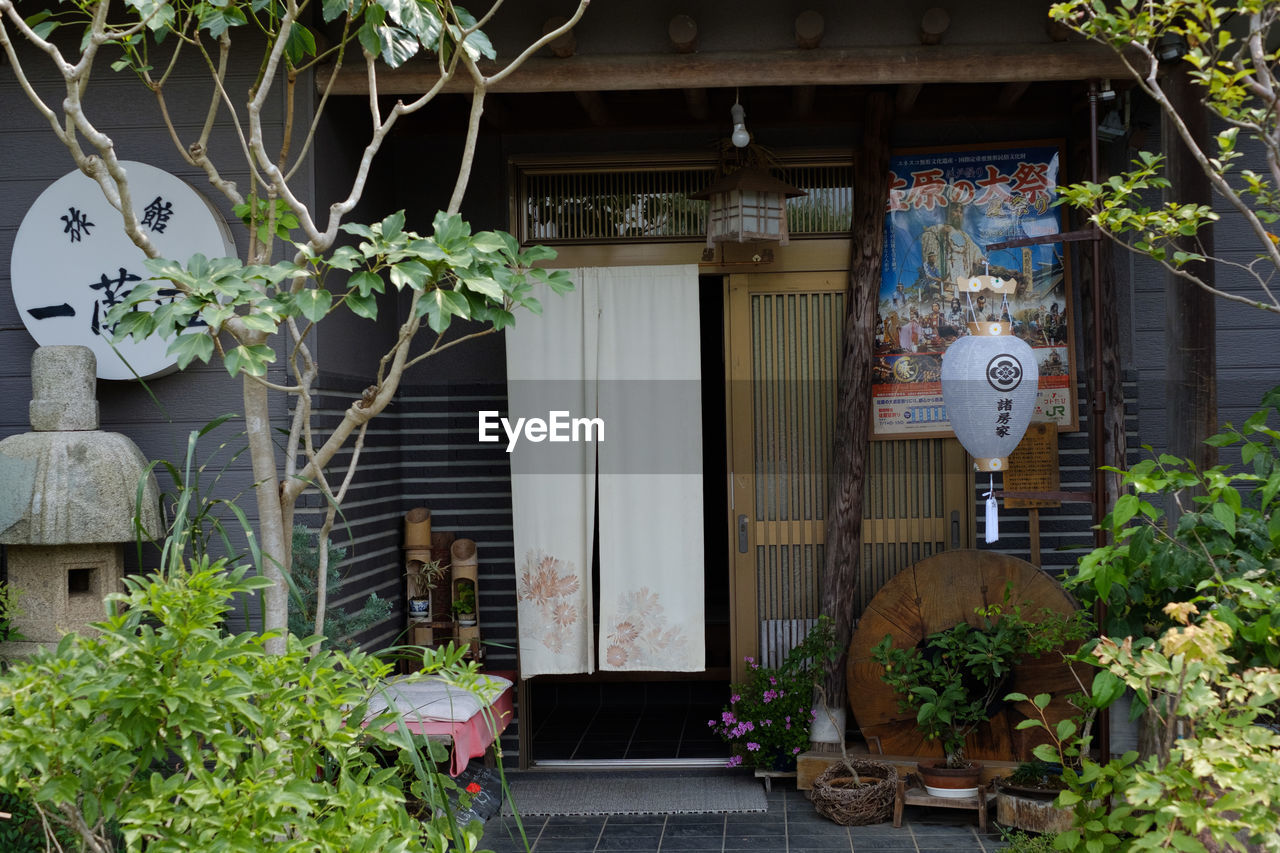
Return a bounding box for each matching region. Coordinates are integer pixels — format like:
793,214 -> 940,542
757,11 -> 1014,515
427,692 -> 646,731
691,96 -> 806,258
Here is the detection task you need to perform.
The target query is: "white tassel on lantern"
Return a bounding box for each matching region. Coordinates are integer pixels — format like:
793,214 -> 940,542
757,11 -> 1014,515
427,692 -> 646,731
984,475 -> 999,543
940,318 -> 1039,473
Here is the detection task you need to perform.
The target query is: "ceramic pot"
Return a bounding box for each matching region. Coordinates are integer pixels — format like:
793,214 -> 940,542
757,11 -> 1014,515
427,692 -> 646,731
917,759 -> 982,799
408,597 -> 431,616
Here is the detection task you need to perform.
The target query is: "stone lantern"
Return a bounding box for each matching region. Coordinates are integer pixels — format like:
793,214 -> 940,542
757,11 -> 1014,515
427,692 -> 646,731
0,346 -> 162,656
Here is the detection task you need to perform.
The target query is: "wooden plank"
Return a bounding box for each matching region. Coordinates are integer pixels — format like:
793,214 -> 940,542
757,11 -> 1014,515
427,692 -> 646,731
320,43 -> 1136,95
798,751 -> 1018,791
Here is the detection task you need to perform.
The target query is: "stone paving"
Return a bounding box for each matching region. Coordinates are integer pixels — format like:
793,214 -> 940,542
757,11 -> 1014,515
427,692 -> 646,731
480,780 -> 1013,853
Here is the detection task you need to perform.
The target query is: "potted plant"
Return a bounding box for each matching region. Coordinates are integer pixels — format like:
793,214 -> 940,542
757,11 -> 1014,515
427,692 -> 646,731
871,591 -> 1086,798
406,558 -> 447,619
991,759 -> 1075,834
709,616 -> 837,773
451,582 -> 477,626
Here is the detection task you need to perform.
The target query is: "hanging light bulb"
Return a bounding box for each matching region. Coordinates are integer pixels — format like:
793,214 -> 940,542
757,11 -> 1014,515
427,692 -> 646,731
730,102 -> 750,148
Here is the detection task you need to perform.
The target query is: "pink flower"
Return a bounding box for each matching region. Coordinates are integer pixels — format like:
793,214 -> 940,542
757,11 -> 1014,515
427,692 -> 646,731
731,694 -> 741,704
792,747 -> 802,754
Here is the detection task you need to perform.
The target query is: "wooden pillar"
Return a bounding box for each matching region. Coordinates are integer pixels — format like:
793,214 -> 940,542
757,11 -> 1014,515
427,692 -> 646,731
1164,66 -> 1217,471
820,91 -> 894,707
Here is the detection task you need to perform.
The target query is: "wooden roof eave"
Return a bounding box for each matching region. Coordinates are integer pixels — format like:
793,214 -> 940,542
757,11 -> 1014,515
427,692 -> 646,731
318,42 -> 1138,96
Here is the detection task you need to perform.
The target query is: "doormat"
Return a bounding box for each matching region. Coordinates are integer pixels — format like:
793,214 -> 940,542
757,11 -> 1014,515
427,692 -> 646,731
499,769 -> 767,816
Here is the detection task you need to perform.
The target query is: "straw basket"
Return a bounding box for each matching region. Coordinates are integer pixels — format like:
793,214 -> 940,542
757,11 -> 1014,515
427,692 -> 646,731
808,759 -> 898,826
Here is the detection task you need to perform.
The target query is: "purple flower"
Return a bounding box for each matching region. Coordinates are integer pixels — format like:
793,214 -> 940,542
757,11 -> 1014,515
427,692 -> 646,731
726,755 -> 743,768
793,747 -> 802,754
731,694 -> 741,704
747,742 -> 760,751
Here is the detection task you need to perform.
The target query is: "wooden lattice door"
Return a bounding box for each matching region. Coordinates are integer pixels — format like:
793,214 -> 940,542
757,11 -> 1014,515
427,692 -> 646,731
725,271 -> 973,682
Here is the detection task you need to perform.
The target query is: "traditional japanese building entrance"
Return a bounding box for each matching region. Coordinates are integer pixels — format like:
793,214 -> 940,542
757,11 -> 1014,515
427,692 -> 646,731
724,271 -> 974,683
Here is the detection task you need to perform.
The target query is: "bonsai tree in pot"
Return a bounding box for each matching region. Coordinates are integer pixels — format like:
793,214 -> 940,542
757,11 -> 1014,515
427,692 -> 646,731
871,590 -> 1087,792
406,558 -> 447,619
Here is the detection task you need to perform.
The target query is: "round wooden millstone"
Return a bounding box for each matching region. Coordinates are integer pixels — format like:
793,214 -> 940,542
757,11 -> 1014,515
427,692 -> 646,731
846,550 -> 1084,762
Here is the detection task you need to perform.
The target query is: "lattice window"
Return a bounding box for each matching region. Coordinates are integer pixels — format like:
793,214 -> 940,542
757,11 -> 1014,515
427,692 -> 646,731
515,158 -> 853,244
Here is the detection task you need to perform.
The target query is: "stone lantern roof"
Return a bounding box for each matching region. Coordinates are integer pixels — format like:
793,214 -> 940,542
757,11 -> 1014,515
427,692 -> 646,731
0,346 -> 162,545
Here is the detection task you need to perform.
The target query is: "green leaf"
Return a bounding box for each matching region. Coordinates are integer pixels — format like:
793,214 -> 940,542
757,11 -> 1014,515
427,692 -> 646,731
345,291 -> 378,319
239,313 -> 279,335
389,260 -> 430,290
457,272 -> 503,300
1111,493 -> 1139,528
349,270 -> 385,297
198,3 -> 248,37
284,22 -> 317,66
294,288 -> 333,323
322,0 -> 351,22
166,332 -> 215,369
327,245 -> 362,271
1211,500 -> 1236,537
224,344 -> 277,377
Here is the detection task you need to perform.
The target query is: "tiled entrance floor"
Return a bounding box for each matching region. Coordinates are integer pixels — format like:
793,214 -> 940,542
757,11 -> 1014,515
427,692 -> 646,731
480,781 -> 1012,852
529,681 -> 729,762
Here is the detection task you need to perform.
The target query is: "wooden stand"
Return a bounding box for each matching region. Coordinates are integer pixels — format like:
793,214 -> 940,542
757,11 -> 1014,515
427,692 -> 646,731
893,775 -> 995,832
753,767 -> 797,793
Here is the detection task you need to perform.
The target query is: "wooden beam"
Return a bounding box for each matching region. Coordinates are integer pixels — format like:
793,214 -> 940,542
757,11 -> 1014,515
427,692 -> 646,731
668,14 -> 698,54
895,82 -> 923,114
542,16 -> 576,58
684,87 -> 709,121
920,7 -> 950,46
319,43 -> 1136,95
795,10 -> 824,50
792,84 -> 816,118
574,90 -> 610,125
997,80 -> 1031,110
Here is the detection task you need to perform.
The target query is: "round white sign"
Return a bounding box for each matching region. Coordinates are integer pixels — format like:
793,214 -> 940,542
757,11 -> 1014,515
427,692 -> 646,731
10,161 -> 236,380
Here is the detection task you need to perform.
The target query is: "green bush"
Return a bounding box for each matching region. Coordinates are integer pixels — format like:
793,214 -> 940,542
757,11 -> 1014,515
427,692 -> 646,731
1013,386 -> 1280,852
0,558 -> 488,852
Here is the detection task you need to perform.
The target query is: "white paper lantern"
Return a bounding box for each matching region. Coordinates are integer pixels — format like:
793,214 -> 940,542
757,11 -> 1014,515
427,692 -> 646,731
940,321 -> 1039,472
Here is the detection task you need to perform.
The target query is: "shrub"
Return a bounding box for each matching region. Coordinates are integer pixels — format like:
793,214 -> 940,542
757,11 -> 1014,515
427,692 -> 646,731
0,558 -> 484,852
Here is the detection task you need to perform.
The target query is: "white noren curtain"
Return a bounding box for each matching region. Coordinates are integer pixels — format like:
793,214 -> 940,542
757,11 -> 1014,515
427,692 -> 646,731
506,265 -> 704,677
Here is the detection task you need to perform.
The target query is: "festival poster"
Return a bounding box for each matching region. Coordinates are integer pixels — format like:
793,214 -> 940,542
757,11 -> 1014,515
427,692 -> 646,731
872,143 -> 1077,438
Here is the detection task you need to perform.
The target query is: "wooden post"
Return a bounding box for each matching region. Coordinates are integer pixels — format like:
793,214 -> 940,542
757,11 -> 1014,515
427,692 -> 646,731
820,90 -> 894,715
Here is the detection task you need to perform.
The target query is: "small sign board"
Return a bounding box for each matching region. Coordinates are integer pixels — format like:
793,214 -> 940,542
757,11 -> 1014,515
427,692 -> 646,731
1004,422 -> 1059,508
10,161 -> 235,380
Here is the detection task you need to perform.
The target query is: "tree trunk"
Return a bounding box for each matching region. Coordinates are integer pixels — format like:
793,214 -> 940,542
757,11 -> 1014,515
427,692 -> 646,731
1164,66 -> 1217,473
819,90 -> 894,717
244,372 -> 289,655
